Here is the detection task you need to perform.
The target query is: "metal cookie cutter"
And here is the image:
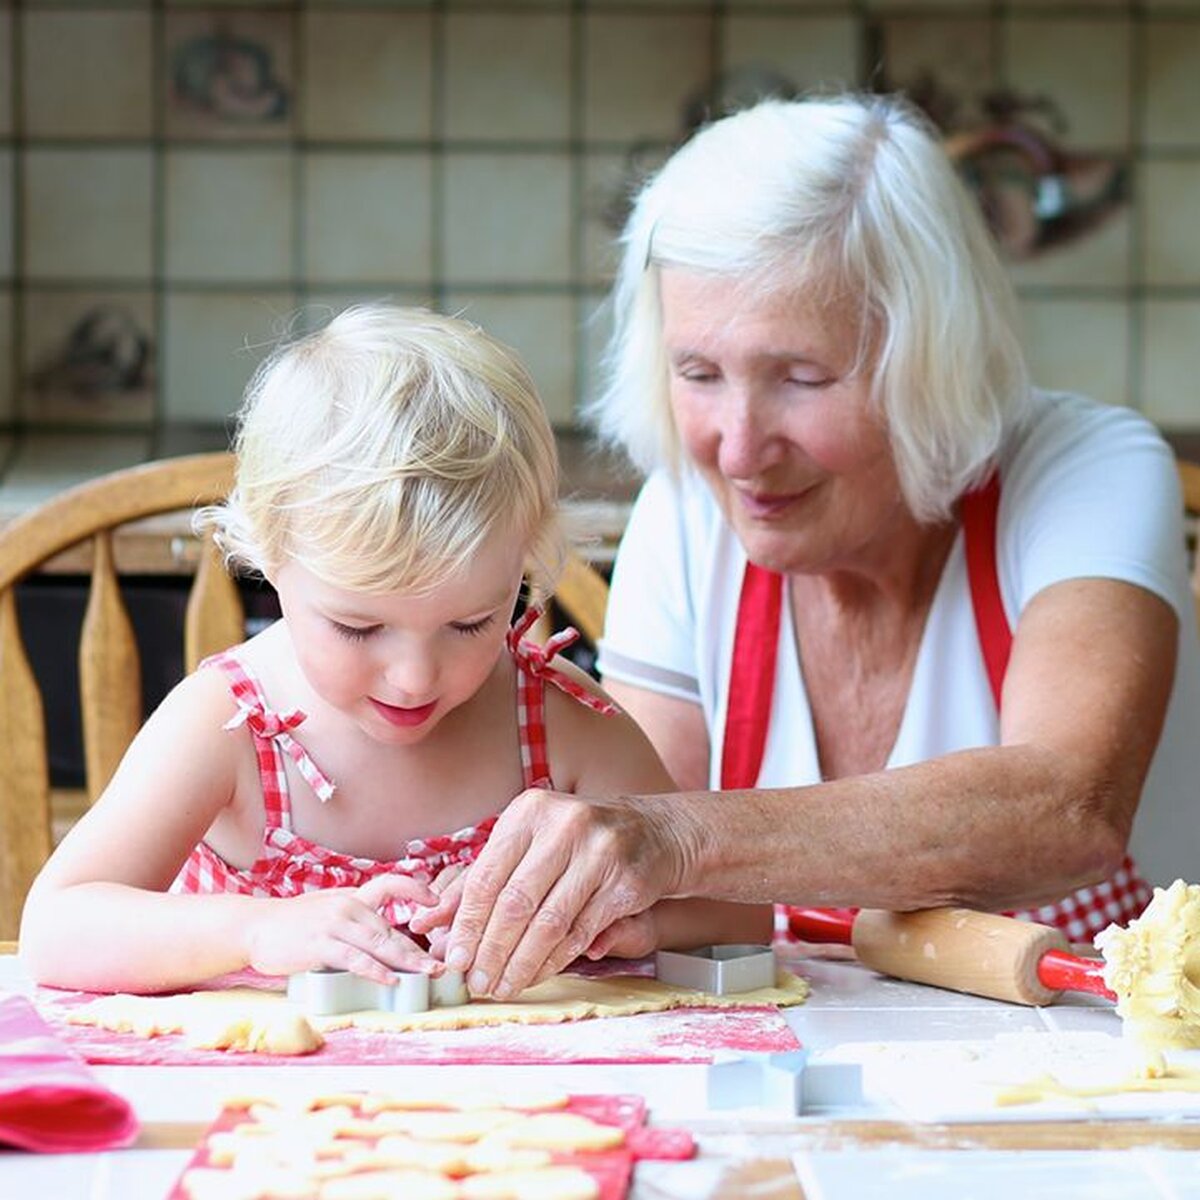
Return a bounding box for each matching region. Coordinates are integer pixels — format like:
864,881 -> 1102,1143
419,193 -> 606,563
287,968 -> 466,1017
653,943 -> 776,995
707,1050 -> 863,1115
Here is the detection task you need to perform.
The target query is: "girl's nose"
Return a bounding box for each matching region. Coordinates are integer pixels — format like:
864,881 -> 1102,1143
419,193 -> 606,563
384,645 -> 438,700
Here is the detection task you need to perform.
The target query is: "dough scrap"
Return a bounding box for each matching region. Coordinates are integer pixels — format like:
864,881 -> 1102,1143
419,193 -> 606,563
66,968 -> 808,1056
458,1166 -> 599,1200
1096,878 -> 1200,1049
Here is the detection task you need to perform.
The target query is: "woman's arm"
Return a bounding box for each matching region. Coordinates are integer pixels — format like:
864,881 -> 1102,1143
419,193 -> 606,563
446,575 -> 1177,996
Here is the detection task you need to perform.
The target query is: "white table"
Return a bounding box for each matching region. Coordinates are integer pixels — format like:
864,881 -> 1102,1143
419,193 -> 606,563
4,951 -> 1200,1199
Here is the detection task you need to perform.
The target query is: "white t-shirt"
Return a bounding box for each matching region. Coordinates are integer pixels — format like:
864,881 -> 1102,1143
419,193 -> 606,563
598,390 -> 1200,887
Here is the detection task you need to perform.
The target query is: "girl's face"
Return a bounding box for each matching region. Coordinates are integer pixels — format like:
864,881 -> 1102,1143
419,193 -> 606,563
660,268 -> 907,577
273,527 -> 527,745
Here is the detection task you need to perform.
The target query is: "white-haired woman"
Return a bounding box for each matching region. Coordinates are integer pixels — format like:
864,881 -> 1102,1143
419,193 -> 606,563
427,94 -> 1200,1003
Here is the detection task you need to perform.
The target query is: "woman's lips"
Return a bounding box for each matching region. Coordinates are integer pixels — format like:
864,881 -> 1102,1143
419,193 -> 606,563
369,697 -> 437,727
735,487 -> 808,520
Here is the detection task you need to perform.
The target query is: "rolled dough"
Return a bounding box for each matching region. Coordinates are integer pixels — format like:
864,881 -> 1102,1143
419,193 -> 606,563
66,969 -> 809,1056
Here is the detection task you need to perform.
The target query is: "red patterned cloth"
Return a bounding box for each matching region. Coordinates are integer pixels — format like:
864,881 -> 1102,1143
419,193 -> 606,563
171,609 -> 613,930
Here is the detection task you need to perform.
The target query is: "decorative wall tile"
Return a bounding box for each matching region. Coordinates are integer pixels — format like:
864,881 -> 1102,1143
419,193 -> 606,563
23,11 -> 152,139
0,290 -> 11,424
442,153 -> 571,286
442,291 -> 576,427
875,17 -> 997,121
721,16 -> 860,95
21,290 -> 155,428
162,290 -> 296,424
1018,296 -> 1130,410
583,13 -> 713,144
445,13 -> 570,143
165,149 -> 294,284
582,151 -> 640,288
301,11 -> 432,142
1001,18 -> 1131,149
299,289 -> 434,335
0,433 -> 151,510
1141,160 -> 1200,286
23,150 -> 153,283
164,10 -> 294,142
303,153 -> 432,285
1142,301 -> 1200,428
1008,209 -> 1131,289
1142,20 -> 1200,149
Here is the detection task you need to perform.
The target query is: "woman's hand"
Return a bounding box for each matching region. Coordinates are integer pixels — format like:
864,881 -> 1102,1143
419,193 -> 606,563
243,874 -> 441,983
437,787 -> 697,1000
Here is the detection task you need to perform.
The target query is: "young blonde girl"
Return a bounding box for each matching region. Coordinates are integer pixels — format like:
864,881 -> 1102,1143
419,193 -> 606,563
21,305 -> 768,995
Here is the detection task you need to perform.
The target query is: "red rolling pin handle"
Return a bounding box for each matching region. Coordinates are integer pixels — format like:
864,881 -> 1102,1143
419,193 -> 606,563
786,907 -> 858,945
1036,948 -> 1116,1000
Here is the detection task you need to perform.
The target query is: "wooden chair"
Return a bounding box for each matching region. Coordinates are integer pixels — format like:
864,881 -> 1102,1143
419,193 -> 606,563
0,452 -> 244,939
1178,459 -> 1200,636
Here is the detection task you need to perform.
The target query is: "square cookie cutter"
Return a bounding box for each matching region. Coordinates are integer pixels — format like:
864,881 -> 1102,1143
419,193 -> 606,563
287,967 -> 468,1017
654,943 -> 776,995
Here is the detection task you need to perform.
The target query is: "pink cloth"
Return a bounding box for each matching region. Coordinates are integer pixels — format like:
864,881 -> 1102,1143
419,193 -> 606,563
0,991 -> 138,1152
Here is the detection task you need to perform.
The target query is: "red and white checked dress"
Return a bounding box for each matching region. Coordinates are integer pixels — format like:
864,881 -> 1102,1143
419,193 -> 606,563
170,607 -> 616,931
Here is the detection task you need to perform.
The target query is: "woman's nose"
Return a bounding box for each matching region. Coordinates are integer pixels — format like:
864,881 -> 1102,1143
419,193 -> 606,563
715,390 -> 775,478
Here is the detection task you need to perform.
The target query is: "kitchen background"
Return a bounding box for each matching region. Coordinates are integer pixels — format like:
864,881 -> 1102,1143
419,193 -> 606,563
0,0 -> 1198,506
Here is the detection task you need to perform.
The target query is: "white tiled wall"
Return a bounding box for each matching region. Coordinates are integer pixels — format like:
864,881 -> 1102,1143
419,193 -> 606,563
0,0 -> 1197,435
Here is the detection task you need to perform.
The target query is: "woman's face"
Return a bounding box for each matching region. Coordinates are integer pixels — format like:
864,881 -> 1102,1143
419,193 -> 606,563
660,268 -> 907,576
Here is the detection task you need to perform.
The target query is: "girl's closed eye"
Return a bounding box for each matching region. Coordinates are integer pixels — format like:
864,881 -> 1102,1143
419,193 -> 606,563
451,614 -> 496,638
331,620 -> 380,642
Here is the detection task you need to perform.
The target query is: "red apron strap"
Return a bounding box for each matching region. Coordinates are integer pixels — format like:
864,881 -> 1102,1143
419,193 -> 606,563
721,563 -> 785,789
961,473 -> 1011,709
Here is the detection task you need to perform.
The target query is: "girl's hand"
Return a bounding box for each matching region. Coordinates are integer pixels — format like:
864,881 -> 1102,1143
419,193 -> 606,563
410,864 -> 468,961
583,908 -> 660,963
243,874 -> 441,984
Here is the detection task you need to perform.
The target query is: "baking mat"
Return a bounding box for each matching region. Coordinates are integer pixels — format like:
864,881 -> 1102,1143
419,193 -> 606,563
164,1092 -> 695,1200
36,963 -> 803,1067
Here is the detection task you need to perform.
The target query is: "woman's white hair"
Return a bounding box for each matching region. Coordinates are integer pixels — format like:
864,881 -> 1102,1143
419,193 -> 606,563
200,304 -> 563,598
589,93 -> 1031,522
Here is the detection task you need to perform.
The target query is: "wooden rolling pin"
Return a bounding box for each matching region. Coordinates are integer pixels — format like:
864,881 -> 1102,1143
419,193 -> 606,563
788,907 -> 1115,1006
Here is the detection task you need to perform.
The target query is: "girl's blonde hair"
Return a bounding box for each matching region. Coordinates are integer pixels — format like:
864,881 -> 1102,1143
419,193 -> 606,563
590,93 -> 1031,523
202,305 -> 563,598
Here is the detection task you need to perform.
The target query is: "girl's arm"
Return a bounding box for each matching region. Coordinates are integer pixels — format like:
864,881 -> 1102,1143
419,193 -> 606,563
20,669 -> 435,992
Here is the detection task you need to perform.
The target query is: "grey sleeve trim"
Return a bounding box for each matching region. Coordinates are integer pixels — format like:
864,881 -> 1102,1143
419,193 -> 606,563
595,643 -> 702,705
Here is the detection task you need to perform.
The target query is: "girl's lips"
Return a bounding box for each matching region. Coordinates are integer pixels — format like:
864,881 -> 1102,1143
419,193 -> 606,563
369,697 -> 437,727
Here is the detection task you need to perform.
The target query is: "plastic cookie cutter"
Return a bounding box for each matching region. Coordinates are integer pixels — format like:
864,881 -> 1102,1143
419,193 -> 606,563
653,943 -> 777,995
286,968 -> 467,1017
707,1049 -> 863,1116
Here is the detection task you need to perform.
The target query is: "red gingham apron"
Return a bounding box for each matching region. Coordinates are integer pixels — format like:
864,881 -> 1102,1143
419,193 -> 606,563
722,476 -> 1152,943
171,608 -> 616,933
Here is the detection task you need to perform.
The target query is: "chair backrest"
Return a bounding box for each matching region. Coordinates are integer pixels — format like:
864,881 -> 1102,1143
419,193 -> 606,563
0,452 -> 243,939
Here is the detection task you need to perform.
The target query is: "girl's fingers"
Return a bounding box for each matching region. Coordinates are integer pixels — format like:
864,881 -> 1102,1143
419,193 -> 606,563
410,874 -> 465,934
356,872 -> 438,911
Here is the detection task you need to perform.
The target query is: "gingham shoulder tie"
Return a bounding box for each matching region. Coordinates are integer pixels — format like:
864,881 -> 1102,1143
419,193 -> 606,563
506,606 -> 619,716
223,699 -> 338,804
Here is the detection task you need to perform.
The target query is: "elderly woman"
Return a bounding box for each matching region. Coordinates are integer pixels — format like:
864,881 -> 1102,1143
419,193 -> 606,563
422,93 -> 1200,1002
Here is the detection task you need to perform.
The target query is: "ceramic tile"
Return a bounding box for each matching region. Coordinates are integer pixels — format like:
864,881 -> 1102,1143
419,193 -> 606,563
162,290 -> 296,424
21,290 -> 156,428
875,16 -> 997,123
0,149 -> 11,280
1001,17 -> 1131,149
442,154 -> 570,286
0,10 -> 14,137
303,153 -> 432,285
583,13 -> 713,144
445,13 -> 570,142
23,10 -> 152,138
1143,19 -> 1200,149
0,290 -> 12,423
23,149 -> 154,283
1141,161 -> 1200,286
1017,297 -> 1131,411
165,149 -> 294,284
1007,207 -> 1131,289
301,11 -> 431,142
0,433 -> 152,509
442,291 -> 576,427
164,10 -> 294,141
1142,300 -> 1200,431
720,15 -> 861,96
795,1149 -> 1169,1200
